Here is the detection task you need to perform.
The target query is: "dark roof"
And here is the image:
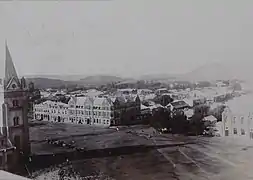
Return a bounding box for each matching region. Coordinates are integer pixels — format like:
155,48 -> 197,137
171,100 -> 190,109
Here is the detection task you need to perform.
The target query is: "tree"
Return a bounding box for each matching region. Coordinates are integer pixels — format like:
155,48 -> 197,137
209,104 -> 226,122
189,113 -> 205,135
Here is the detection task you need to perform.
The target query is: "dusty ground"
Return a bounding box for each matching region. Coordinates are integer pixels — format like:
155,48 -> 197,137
29,121 -> 253,180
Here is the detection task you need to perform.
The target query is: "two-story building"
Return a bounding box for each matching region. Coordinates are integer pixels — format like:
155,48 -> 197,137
222,95 -> 253,139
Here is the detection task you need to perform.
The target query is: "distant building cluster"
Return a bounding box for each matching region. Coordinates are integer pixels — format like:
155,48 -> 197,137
34,80 -> 244,129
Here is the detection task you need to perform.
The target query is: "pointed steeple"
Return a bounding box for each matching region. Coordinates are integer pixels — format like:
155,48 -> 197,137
5,42 -> 19,85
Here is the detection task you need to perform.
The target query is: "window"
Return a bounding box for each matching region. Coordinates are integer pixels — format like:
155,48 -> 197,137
0,156 -> 2,166
241,117 -> 244,124
233,117 -> 236,124
241,129 -> 246,135
233,128 -> 237,135
13,117 -> 19,126
225,129 -> 229,136
12,100 -> 19,107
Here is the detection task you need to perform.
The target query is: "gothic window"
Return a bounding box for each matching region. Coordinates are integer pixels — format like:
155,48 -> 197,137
13,117 -> 19,126
12,100 -> 19,107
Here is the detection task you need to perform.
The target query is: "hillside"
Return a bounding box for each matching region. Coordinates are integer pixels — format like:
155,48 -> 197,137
182,60 -> 253,82
138,74 -> 177,81
25,75 -> 87,81
181,62 -> 233,81
79,75 -> 124,86
26,78 -> 77,89
26,75 -> 127,89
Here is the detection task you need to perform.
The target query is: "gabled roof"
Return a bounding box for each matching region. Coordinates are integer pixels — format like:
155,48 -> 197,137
168,100 -> 190,109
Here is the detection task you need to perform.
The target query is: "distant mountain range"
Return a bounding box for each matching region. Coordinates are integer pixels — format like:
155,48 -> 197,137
181,60 -> 253,82
180,62 -> 232,81
26,60 -> 252,89
26,78 -> 75,89
26,75 -> 131,89
139,61 -> 252,82
138,74 -> 178,81
79,75 -> 124,85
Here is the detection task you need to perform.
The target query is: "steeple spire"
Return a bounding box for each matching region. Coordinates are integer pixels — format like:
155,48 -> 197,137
5,41 -> 19,84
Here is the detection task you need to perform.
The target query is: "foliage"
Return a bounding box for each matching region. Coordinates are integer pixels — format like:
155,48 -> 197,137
150,107 -> 207,136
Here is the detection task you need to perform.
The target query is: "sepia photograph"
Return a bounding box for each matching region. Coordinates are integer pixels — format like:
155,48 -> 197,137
0,0 -> 253,179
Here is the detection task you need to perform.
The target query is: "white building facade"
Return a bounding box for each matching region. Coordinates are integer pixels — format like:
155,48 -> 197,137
34,100 -> 69,123
34,96 -> 114,127
221,95 -> 253,139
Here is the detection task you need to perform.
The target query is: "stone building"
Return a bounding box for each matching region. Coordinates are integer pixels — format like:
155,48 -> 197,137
34,94 -> 141,127
34,100 -> 68,123
0,43 -> 30,170
111,95 -> 141,125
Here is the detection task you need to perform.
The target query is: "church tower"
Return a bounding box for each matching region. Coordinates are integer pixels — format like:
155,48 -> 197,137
0,42 -> 30,164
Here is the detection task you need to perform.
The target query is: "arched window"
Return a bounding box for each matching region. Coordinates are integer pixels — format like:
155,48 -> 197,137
13,100 -> 19,107
13,117 -> 19,126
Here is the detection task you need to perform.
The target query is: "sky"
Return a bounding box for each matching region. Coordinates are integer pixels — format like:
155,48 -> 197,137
0,0 -> 253,78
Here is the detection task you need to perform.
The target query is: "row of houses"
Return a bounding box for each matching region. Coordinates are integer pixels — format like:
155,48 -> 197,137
34,95 -> 141,127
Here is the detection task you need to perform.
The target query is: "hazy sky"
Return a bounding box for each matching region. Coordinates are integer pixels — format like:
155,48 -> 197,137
0,0 -> 253,78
